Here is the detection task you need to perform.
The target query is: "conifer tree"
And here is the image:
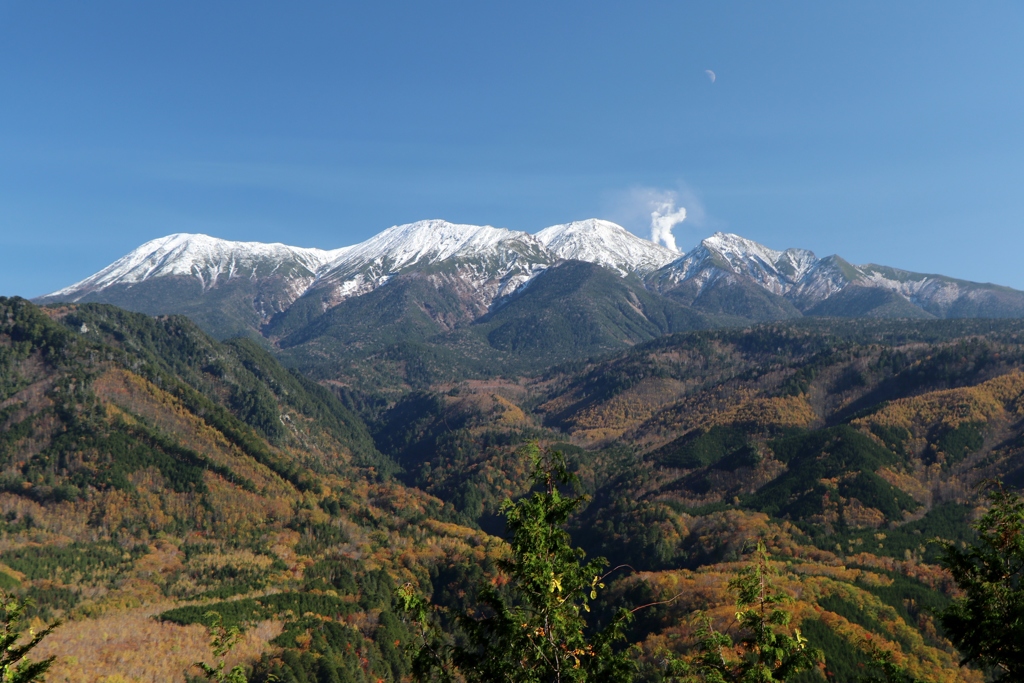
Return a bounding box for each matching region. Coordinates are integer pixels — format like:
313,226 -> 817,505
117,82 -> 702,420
0,592 -> 60,683
940,487 -> 1024,681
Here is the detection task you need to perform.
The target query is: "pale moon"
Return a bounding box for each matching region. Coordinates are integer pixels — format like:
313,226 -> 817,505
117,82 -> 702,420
705,69 -> 716,83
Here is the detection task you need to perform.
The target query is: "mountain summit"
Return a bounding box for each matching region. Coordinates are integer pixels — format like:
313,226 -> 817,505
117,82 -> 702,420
47,233 -> 343,300
38,234 -> 347,337
536,219 -> 679,276
308,219 -> 554,309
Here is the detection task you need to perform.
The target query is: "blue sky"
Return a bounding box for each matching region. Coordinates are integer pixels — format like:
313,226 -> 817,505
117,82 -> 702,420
2,1 -> 1023,297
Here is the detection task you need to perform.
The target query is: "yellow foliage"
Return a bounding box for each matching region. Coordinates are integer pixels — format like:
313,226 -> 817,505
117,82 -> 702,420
624,555 -> 980,683
855,372 -> 1024,436
711,395 -> 817,430
34,607 -> 281,683
565,378 -> 689,434
565,389 -> 811,448
93,369 -> 300,497
491,394 -> 528,425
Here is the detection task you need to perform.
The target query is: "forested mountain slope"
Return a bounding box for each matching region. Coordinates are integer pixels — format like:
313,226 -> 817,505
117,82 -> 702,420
0,297 -> 494,682
350,318 -> 1024,682
4,297 -> 1023,681
277,261 -> 725,390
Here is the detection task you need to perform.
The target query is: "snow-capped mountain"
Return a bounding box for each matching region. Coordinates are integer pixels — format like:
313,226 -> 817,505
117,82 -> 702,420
853,264 -> 1024,318
42,233 -> 346,306
308,219 -> 554,309
651,232 -> 817,296
35,221 -> 1024,341
34,234 -> 354,338
651,232 -> 1024,319
785,255 -> 863,308
536,219 -> 679,277
41,220 -> 684,317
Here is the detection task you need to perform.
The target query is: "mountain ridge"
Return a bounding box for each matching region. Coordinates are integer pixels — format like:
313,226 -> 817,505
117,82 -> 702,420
36,222 -> 1024,348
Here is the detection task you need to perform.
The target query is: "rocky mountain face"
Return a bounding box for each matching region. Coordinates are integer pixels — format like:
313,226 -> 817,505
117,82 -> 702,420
652,232 -> 819,295
37,221 -> 1024,353
306,219 -> 554,309
660,232 -> 1024,320
40,220 -> 668,326
536,218 -> 679,276
265,220 -> 557,339
35,234 -> 346,338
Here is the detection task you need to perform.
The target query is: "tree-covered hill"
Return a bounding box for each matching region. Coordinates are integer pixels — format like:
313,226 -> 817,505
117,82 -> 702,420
276,261 -> 731,392
0,297 -> 497,682
6,297 -> 1024,681
345,317 -> 1024,682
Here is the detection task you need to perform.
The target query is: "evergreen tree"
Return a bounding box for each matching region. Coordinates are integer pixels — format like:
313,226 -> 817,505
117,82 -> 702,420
0,592 -> 60,683
940,487 -> 1024,681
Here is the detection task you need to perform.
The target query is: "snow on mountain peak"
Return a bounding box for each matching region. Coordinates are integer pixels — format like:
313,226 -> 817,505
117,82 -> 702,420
696,232 -> 823,284
774,247 -> 819,282
38,219 -> 1024,335
310,220 -> 554,306
651,232 -> 823,296
535,219 -> 679,276
324,219 -> 543,271
702,232 -> 782,266
46,233 -> 344,300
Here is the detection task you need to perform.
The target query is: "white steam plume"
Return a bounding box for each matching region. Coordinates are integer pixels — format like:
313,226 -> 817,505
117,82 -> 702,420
650,201 -> 686,252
